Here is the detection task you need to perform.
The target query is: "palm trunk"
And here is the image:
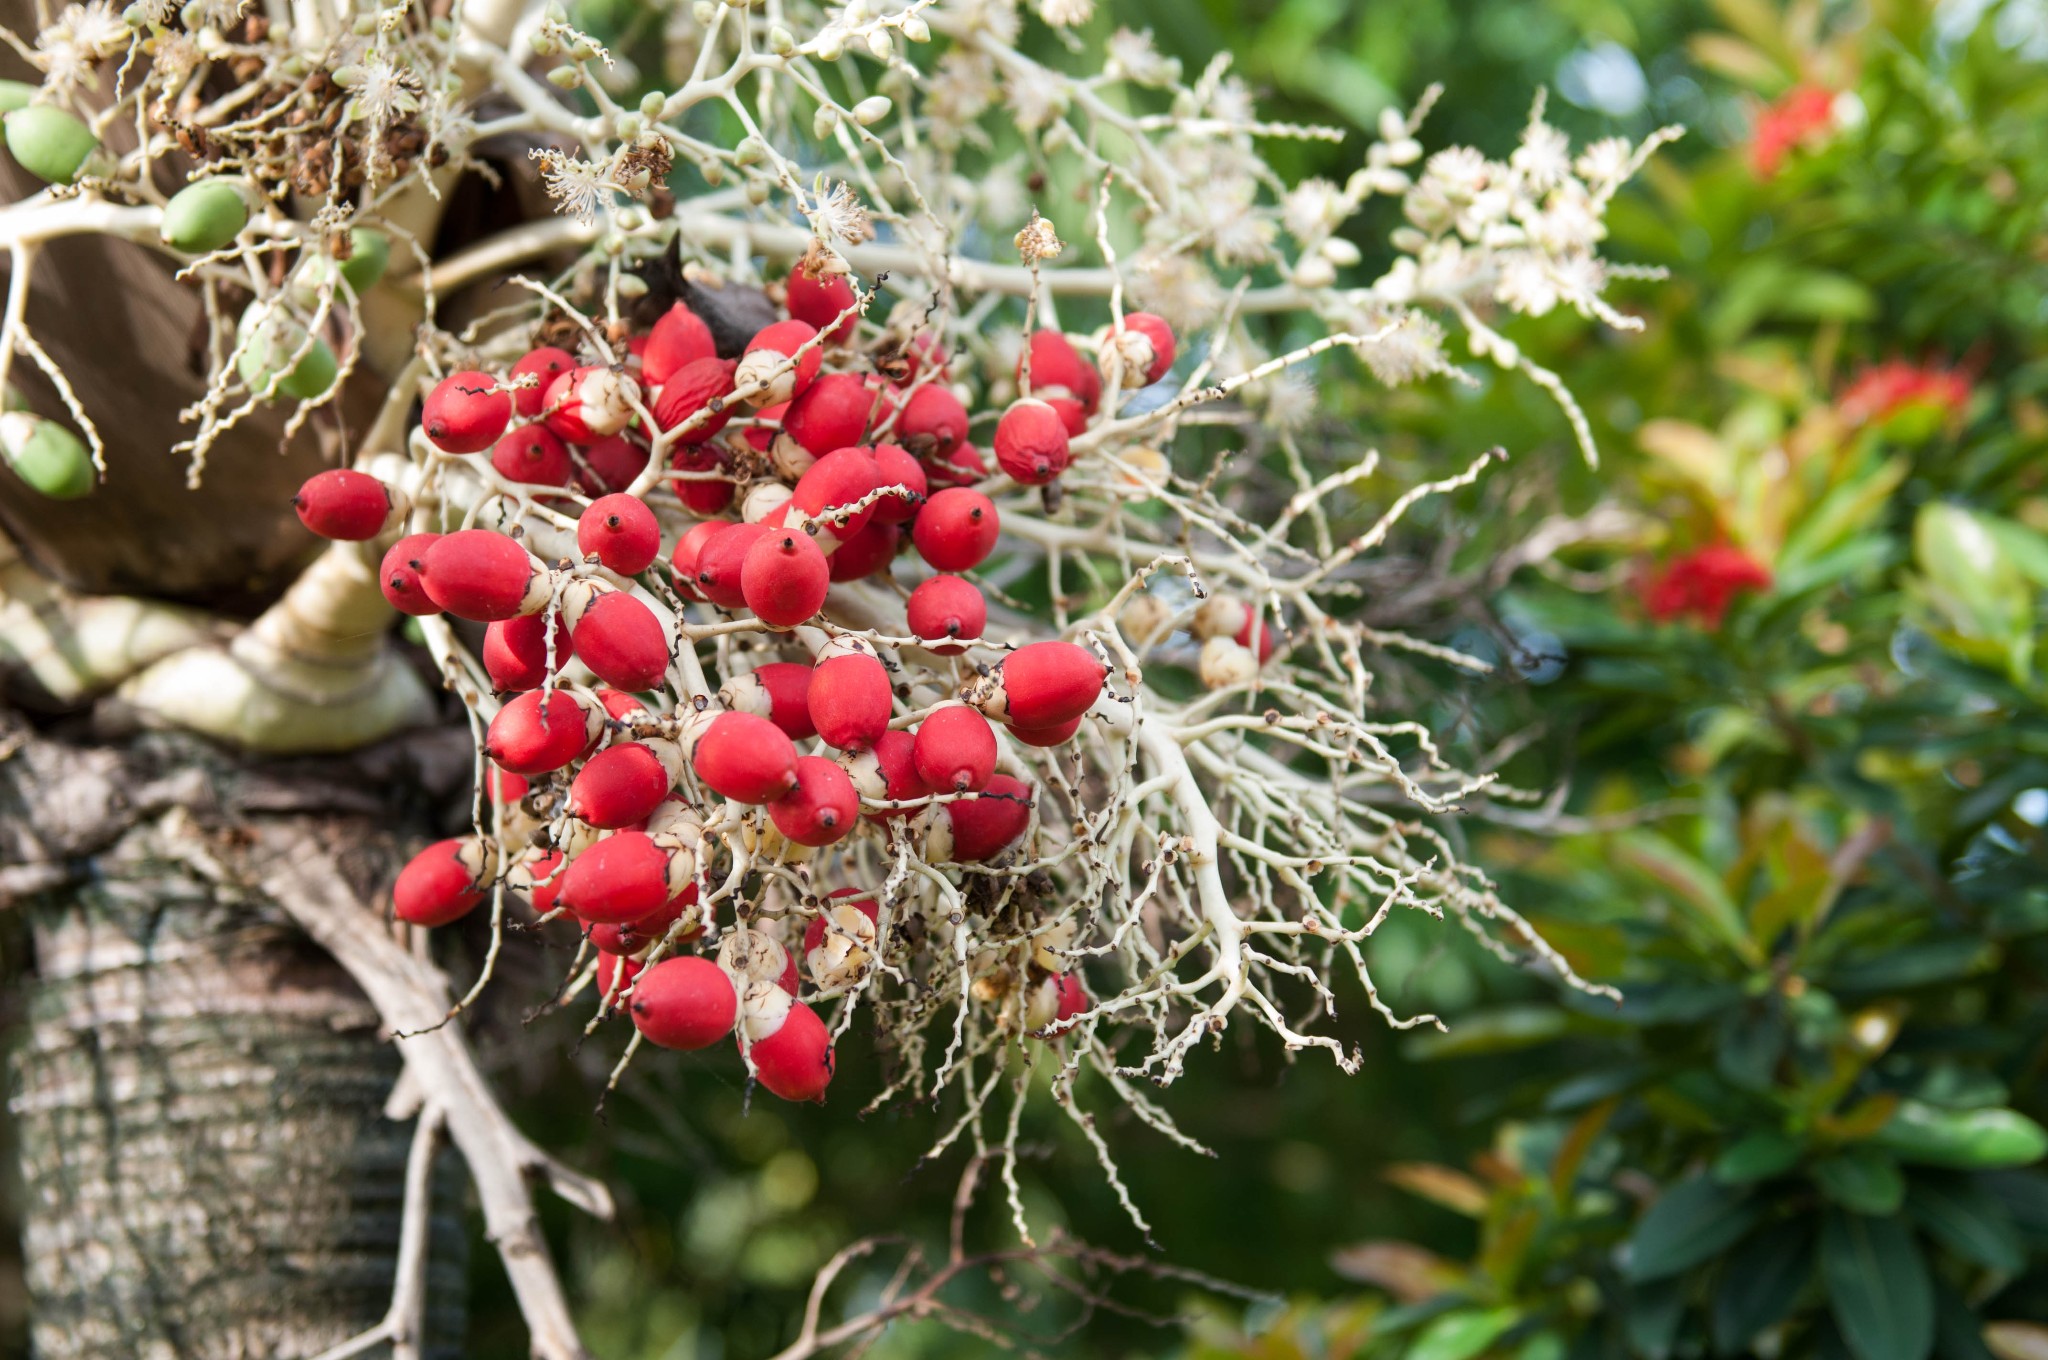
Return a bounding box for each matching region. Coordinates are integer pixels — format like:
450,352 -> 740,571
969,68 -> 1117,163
2,718 -> 470,1358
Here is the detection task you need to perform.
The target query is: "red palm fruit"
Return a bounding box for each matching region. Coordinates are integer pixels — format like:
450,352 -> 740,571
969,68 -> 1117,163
913,706 -> 997,793
423,370 -> 512,454
803,890 -> 879,955
569,741 -> 673,828
693,711 -> 799,802
596,687 -> 651,722
808,652 -> 892,752
976,640 -> 1106,727
719,661 -> 815,740
558,830 -> 674,924
1045,395 -> 1089,438
843,728 -> 928,820
792,446 -> 884,541
379,533 -> 441,616
670,520 -> 726,599
1009,714 -> 1084,748
568,590 -> 670,692
595,951 -> 640,1006
804,891 -> 880,988
482,613 -> 572,692
517,848 -> 566,915
1030,971 -> 1089,1035
571,434 -> 650,496
905,574 -> 985,655
1106,311 -> 1176,386
586,883 -> 700,955
694,521 -> 771,610
943,774 -> 1034,862
736,319 -> 822,406
420,529 -> 549,621
894,382 -> 969,459
294,468 -> 395,540
925,440 -> 987,489
543,366 -> 640,443
488,767 -> 529,804
491,423 -> 573,486
1237,612 -> 1276,663
741,528 -> 830,627
669,443 -> 734,515
994,398 -> 1071,485
782,372 -> 875,458
511,347 -> 576,418
786,260 -> 859,344
577,493 -> 661,574
641,302 -> 718,387
652,356 -> 738,443
487,689 -> 598,774
744,400 -> 788,453
742,992 -> 835,1102
769,756 -> 859,846
393,837 -> 494,927
869,443 -> 926,524
631,956 -> 738,1049
827,521 -> 899,582
912,488 -> 999,571
1019,329 -> 1101,411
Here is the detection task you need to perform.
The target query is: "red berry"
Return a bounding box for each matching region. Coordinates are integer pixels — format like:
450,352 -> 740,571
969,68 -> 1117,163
808,652 -> 892,752
693,711 -> 799,803
379,533 -> 441,616
719,661 -> 815,741
485,688 -> 598,774
782,372 -> 875,458
1236,612 -> 1277,664
571,434 -> 650,496
827,520 -> 900,582
393,837 -> 494,927
569,741 -> 673,828
518,848 -> 567,916
943,774 -> 1033,862
736,319 -> 822,405
294,468 -> 393,540
1045,395 -> 1089,438
1009,714 -> 1084,748
544,366 -> 640,443
482,612 -> 572,691
1052,971 -> 1089,1024
894,382 -> 968,458
979,640 -> 1106,728
786,261 -> 858,344
905,574 -> 985,655
694,521 -> 772,611
843,728 -> 929,820
670,520 -> 726,598
912,488 -> 999,571
913,706 -> 997,793
1107,312 -> 1175,386
568,589 -> 670,692
769,755 -> 859,846
424,370 -> 512,454
642,303 -> 718,387
1019,330 -> 1100,411
558,830 -> 678,924
420,529 -> 549,621
669,443 -> 734,515
631,956 -> 737,1049
596,687 -> 652,722
511,347 -> 576,418
491,423 -> 573,486
741,527 -> 830,627
792,446 -> 884,541
587,883 -> 700,955
595,951 -> 641,1006
652,357 -> 738,444
869,443 -> 926,525
925,441 -> 987,489
578,493 -> 661,574
994,398 -> 1071,485
744,400 -> 788,454
742,993 -> 835,1102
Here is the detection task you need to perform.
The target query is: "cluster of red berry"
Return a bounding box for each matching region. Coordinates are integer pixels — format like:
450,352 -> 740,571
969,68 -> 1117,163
287,265 -> 1176,1102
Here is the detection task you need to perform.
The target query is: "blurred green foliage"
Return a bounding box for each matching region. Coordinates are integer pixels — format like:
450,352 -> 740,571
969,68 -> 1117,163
477,2 -> 2048,1357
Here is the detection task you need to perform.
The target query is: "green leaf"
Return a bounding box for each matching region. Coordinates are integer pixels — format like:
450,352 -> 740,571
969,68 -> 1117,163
1820,1210 -> 1934,1360
1712,1218 -> 1814,1355
1906,1178 -> 2024,1273
1406,1306 -> 1520,1360
1405,1006 -> 1569,1060
1874,1101 -> 2048,1170
1613,833 -> 1758,964
1715,1130 -> 1804,1184
1626,1278 -> 1688,1359
1814,1150 -> 1906,1215
1627,1176 -> 1763,1281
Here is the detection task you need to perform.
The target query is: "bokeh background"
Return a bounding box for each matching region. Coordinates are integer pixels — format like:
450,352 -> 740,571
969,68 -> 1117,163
10,0 -> 2048,1356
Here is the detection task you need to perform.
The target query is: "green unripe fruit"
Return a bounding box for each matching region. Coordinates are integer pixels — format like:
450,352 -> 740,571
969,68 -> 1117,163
160,180 -> 249,253
0,81 -> 36,114
337,226 -> 389,292
237,303 -> 338,402
4,105 -> 99,186
0,412 -> 93,499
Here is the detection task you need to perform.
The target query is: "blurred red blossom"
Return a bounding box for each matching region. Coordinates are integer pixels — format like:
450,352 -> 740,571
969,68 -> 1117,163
1642,545 -> 1774,628
1839,358 -> 1973,425
1749,85 -> 1837,178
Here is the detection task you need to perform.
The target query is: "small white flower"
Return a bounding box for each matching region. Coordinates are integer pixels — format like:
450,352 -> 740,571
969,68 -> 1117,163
1002,65 -> 1067,130
1360,310 -> 1447,387
1282,178 -> 1343,243
1573,136 -> 1633,188
925,50 -> 996,128
530,148 -> 614,222
36,0 -> 128,94
812,178 -> 874,244
1131,249 -> 1224,332
197,0 -> 249,29
1495,251 -> 1559,316
1208,76 -> 1255,126
1106,28 -> 1178,87
1511,120 -> 1572,193
1034,0 -> 1092,26
351,57 -> 422,123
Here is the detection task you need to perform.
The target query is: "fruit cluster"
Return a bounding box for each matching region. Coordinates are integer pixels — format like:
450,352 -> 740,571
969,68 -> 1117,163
293,266 -> 1184,1102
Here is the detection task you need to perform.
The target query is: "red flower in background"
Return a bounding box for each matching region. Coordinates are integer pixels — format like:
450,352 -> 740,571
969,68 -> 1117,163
1839,359 -> 1973,425
1749,85 -> 1836,178
1643,545 -> 1774,628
